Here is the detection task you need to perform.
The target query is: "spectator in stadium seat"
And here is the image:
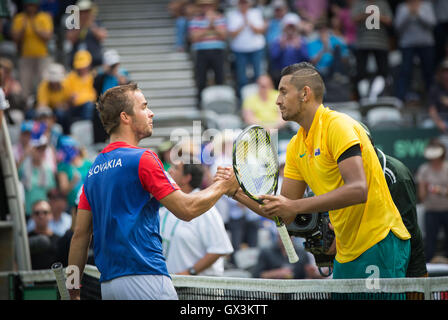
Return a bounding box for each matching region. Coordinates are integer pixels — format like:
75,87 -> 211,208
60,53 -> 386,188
351,0 -> 393,100
33,107 -> 59,174
56,135 -> 92,212
307,21 -> 350,81
431,0 -> 448,71
395,0 -> 437,102
268,13 -> 309,88
169,0 -> 189,52
416,139 -> 448,263
0,58 -> 25,112
227,0 -> 267,96
428,59 -> 448,134
242,74 -> 285,130
189,0 -> 227,104
28,199 -> 60,270
18,134 -> 56,218
294,0 -> 328,26
265,0 -> 288,45
56,185 -> 95,267
11,0 -> 53,99
252,233 -> 314,279
27,188 -> 72,237
36,63 -> 70,131
330,0 -> 357,48
66,0 -> 107,68
160,161 -> 233,276
63,50 -> 97,134
93,49 -> 130,143
13,120 -> 34,168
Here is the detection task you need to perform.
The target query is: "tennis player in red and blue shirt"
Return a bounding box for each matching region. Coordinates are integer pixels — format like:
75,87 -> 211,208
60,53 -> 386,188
69,83 -> 237,300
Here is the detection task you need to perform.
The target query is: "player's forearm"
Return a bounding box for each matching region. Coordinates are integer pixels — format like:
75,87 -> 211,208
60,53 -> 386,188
295,182 -> 367,214
184,182 -> 228,220
67,232 -> 91,295
233,189 -> 273,220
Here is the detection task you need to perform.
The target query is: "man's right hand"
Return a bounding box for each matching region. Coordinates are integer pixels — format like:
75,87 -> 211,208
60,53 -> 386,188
214,166 -> 239,196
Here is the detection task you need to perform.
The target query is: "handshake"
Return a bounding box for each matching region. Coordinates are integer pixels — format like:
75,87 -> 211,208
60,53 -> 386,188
213,166 -> 240,198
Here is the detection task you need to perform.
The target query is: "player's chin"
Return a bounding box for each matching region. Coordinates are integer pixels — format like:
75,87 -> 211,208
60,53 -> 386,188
280,112 -> 289,121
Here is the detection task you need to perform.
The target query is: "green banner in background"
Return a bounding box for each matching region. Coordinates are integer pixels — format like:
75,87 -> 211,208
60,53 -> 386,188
370,128 -> 440,174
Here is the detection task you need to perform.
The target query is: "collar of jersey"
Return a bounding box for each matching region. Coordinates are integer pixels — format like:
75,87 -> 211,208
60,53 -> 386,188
101,141 -> 144,153
298,104 -> 325,154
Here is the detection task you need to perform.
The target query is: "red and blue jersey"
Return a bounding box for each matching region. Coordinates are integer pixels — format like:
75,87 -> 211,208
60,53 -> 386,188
78,142 -> 179,282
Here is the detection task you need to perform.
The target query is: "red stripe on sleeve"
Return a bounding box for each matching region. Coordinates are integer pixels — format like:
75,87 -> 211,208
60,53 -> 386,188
138,150 -> 179,200
77,186 -> 91,211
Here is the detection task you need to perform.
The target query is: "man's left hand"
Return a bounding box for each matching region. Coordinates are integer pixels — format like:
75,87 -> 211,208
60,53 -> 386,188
258,194 -> 298,224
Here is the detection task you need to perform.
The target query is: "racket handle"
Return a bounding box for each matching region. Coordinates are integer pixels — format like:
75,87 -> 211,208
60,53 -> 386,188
276,224 -> 299,264
52,262 -> 70,300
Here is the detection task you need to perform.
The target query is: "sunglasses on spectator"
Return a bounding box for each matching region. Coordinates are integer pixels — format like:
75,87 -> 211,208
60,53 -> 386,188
33,210 -> 50,215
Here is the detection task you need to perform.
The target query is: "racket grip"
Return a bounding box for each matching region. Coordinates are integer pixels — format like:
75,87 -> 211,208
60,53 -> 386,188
52,262 -> 70,300
277,224 -> 299,264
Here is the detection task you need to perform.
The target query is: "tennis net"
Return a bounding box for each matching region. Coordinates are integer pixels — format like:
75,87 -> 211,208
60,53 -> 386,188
3,265 -> 448,300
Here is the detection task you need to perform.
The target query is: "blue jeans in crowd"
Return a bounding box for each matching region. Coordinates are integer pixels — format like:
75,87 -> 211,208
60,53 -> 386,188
233,49 -> 264,96
424,210 -> 448,262
396,46 -> 434,101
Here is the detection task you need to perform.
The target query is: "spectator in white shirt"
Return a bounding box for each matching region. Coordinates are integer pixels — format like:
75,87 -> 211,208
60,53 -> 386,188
227,0 -> 267,97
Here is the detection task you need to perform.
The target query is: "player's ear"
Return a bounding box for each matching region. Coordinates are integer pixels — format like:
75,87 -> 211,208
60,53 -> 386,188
120,111 -> 130,124
302,86 -> 311,102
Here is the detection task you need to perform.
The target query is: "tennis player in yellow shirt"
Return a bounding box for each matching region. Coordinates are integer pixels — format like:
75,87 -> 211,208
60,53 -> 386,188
218,62 -> 411,279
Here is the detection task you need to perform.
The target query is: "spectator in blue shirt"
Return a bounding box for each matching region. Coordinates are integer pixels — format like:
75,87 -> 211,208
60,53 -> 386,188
265,0 -> 289,45
93,49 -> 130,143
307,22 -> 350,80
268,13 -> 309,87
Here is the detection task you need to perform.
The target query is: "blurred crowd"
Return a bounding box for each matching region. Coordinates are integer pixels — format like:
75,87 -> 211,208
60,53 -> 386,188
0,0 -> 447,278
0,0 -> 128,272
170,0 -> 448,133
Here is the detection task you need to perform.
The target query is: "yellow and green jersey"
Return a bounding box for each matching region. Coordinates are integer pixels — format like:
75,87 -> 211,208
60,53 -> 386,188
284,105 -> 410,263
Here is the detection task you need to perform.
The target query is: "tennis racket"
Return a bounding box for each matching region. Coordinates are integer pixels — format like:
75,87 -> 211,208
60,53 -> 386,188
233,125 -> 299,263
51,262 -> 70,300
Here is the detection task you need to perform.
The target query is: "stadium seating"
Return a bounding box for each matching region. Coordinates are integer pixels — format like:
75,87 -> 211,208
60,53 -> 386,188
97,0 -> 200,150
201,85 -> 238,114
70,120 -> 93,148
240,83 -> 258,101
366,107 -> 404,128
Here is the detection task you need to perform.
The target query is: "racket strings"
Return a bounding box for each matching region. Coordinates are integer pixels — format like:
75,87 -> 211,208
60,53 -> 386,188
234,129 -> 278,197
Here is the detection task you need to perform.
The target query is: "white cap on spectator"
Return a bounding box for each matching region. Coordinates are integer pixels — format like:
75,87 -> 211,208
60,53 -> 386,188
272,0 -> 286,8
45,63 -> 65,82
281,12 -> 301,29
103,49 -> 120,66
77,0 -> 93,11
35,106 -> 53,118
31,135 -> 48,148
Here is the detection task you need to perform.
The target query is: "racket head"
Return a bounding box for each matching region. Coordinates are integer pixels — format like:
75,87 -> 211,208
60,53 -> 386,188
232,125 -> 279,203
